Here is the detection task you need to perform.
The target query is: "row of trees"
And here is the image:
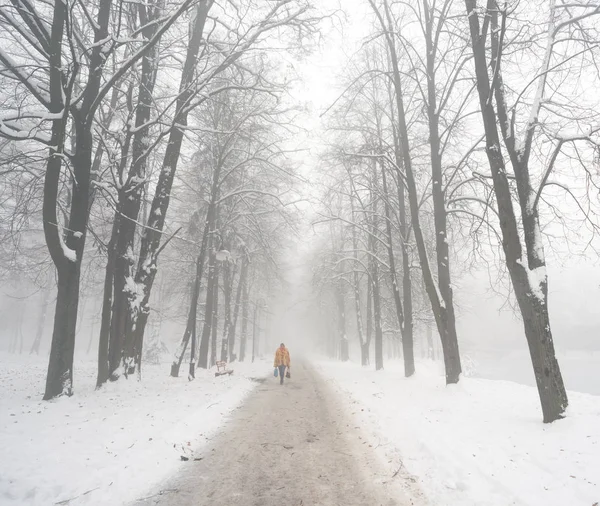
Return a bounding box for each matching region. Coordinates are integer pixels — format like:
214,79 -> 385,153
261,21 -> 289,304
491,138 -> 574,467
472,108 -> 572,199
311,0 -> 600,423
0,0 -> 317,397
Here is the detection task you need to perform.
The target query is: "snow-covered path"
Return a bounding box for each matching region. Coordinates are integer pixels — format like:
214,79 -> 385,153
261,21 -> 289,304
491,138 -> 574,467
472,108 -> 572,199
133,362 -> 426,506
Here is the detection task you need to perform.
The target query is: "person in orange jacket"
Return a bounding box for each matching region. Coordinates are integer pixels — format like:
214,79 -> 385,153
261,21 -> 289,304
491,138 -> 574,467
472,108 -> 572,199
274,343 -> 290,385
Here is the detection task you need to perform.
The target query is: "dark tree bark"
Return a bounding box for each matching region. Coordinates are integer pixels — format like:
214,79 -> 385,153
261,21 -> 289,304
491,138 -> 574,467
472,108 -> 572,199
0,0 -> 198,398
210,266 -> 220,368
98,132 -> 132,386
369,0 -> 459,383
391,128 -> 415,377
421,0 -> 462,383
120,0 -> 214,374
227,253 -> 248,362
170,204 -> 213,377
110,0 -> 162,378
380,161 -> 414,376
220,242 -> 233,362
464,0 -> 567,422
188,307 -> 197,380
199,247 -> 217,369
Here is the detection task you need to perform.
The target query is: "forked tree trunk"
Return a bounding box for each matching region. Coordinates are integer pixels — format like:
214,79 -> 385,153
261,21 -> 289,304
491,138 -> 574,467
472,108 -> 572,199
121,0 -> 214,374
44,118 -> 92,399
369,0 -> 458,383
464,0 -> 567,422
110,4 -> 161,378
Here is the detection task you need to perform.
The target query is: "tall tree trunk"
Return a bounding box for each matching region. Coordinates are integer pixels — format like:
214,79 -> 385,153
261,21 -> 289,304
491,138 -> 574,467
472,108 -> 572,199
170,212 -> 212,377
44,118 -> 92,399
122,1 -> 213,373
188,304 -> 197,380
368,191 -> 384,371
372,262 -> 383,371
251,301 -> 258,362
422,0 -> 462,382
220,243 -> 233,362
350,203 -> 367,365
42,0 -> 73,399
228,254 -> 248,362
170,279 -> 193,378
109,1 -> 162,378
99,217 -> 120,384
380,161 -> 414,376
199,248 -> 216,369
391,128 -> 415,377
464,0 -> 567,422
239,275 -> 249,362
369,0 -> 457,382
364,270 -> 373,366
210,266 -> 219,368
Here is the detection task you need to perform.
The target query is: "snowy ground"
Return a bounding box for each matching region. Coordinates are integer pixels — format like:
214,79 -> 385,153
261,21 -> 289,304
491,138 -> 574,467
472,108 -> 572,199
317,359 -> 600,506
0,352 -> 269,506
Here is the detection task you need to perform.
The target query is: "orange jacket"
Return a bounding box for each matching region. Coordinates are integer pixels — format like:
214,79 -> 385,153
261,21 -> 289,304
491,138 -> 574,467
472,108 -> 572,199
274,347 -> 290,367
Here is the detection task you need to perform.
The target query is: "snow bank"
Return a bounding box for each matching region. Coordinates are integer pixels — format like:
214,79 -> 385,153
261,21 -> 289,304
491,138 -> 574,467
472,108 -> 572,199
0,352 -> 268,505
317,360 -> 600,506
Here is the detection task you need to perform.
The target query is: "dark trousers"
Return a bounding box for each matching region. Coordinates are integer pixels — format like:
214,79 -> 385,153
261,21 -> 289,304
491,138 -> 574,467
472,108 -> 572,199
278,365 -> 286,384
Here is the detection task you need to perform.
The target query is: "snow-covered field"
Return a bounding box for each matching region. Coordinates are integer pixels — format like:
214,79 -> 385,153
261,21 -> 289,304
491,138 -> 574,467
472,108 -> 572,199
0,352 -> 269,505
318,360 -> 600,506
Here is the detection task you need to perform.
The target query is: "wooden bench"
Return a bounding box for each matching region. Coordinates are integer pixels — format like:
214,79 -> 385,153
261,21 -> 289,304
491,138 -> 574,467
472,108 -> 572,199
215,360 -> 233,377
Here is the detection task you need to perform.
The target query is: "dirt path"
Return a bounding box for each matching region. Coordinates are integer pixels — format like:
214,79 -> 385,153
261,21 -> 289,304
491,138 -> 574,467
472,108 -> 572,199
134,362 -> 425,506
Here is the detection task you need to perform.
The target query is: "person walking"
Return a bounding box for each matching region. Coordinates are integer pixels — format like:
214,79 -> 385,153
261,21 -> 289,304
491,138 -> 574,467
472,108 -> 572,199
273,343 -> 291,385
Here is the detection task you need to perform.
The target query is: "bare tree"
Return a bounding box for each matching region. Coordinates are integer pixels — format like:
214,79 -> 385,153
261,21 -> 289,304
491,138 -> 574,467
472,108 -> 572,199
463,0 -> 600,421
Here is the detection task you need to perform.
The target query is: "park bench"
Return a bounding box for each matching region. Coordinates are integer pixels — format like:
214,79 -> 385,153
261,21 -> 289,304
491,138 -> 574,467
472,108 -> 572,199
215,360 -> 233,377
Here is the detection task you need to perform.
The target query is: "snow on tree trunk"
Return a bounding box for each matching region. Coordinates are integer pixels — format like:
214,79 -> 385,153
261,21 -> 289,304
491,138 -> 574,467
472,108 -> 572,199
109,1 -> 162,379
464,0 -> 568,422
119,0 -> 213,375
368,0 -> 458,383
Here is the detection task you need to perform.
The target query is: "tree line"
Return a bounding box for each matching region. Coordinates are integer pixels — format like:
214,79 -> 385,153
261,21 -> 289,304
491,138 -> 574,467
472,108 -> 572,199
311,0 -> 600,423
0,0 -> 318,397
